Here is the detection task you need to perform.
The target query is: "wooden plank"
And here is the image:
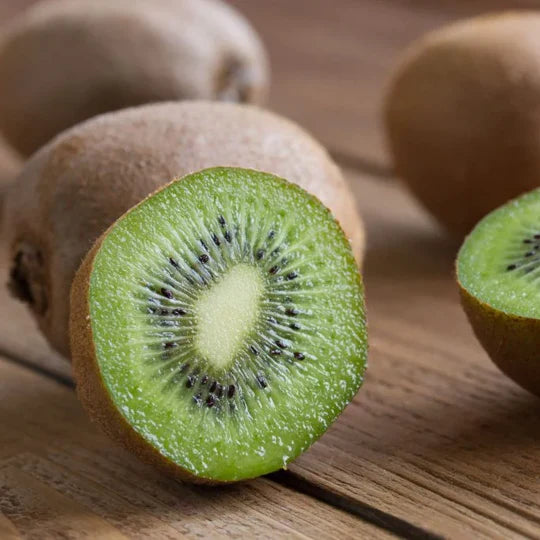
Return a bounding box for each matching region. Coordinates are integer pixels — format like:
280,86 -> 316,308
287,170 -> 540,538
229,0 -> 540,168
0,358 -> 388,539
0,512 -> 20,540
0,466 -> 128,540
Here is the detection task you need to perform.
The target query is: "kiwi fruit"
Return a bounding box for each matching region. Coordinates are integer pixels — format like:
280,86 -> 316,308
3,101 -> 365,359
0,0 -> 268,156
457,188 -> 540,397
70,166 -> 367,482
385,12 -> 540,236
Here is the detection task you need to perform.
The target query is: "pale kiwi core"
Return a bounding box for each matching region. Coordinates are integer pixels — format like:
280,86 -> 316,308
195,264 -> 263,369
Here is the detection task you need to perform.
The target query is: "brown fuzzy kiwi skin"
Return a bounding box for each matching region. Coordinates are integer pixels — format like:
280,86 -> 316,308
70,236 -> 223,485
3,101 -> 365,359
385,11 -> 540,237
459,284 -> 540,397
0,0 -> 268,156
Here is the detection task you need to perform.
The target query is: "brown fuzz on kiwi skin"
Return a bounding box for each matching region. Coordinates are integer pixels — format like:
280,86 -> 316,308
385,11 -> 540,237
0,0 -> 269,156
70,234 -> 218,485
3,101 -> 365,359
459,285 -> 540,398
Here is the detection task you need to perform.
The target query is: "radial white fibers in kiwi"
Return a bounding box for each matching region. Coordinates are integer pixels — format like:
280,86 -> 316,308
71,167 -> 367,482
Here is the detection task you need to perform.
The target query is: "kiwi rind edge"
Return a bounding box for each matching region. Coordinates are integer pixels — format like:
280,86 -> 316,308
458,279 -> 540,397
70,226 -> 216,484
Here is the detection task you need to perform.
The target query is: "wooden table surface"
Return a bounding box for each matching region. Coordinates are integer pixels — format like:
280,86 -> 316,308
1,1 -> 539,539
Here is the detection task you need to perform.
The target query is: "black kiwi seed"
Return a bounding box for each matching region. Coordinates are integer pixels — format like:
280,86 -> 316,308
268,230 -> 275,239
169,257 -> 180,268
200,239 -> 208,251
209,380 -> 217,393
256,249 -> 265,260
285,307 -> 299,316
224,231 -> 232,243
286,271 -> 298,280
275,339 -> 287,349
269,265 -> 279,275
172,308 -> 186,316
186,375 -> 196,388
164,342 -> 176,349
218,215 -> 226,226
159,309 -> 169,316
267,317 -> 277,324
249,345 -> 259,355
290,322 -> 301,330
256,375 -> 268,388
535,234 -> 540,239
227,385 -> 236,398
215,384 -> 223,398
200,375 -> 209,385
198,254 -> 210,263
206,395 -> 216,407
525,252 -> 535,257
212,233 -> 221,246
294,352 -> 305,360
161,288 -> 173,299
507,264 -> 517,271
270,348 -> 282,356
524,239 -> 533,244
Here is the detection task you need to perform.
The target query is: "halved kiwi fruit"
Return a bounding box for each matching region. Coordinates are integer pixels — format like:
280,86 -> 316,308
71,167 -> 367,483
457,188 -> 540,396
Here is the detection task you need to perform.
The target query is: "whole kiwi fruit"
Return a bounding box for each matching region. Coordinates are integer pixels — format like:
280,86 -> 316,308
0,0 -> 268,157
2,101 -> 365,359
70,166 -> 368,483
385,12 -> 540,236
457,188 -> 540,397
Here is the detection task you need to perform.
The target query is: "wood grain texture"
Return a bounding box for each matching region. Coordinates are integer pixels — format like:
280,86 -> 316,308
0,358 -> 386,539
0,511 -> 20,540
229,0 -> 540,167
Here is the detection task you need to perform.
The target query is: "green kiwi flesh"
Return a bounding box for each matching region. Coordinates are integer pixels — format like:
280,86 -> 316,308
74,167 -> 367,482
458,189 -> 540,317
457,188 -> 540,396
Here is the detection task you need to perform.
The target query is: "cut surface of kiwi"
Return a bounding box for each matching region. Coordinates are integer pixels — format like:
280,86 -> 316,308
457,188 -> 540,396
458,189 -> 540,319
71,167 -> 367,482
